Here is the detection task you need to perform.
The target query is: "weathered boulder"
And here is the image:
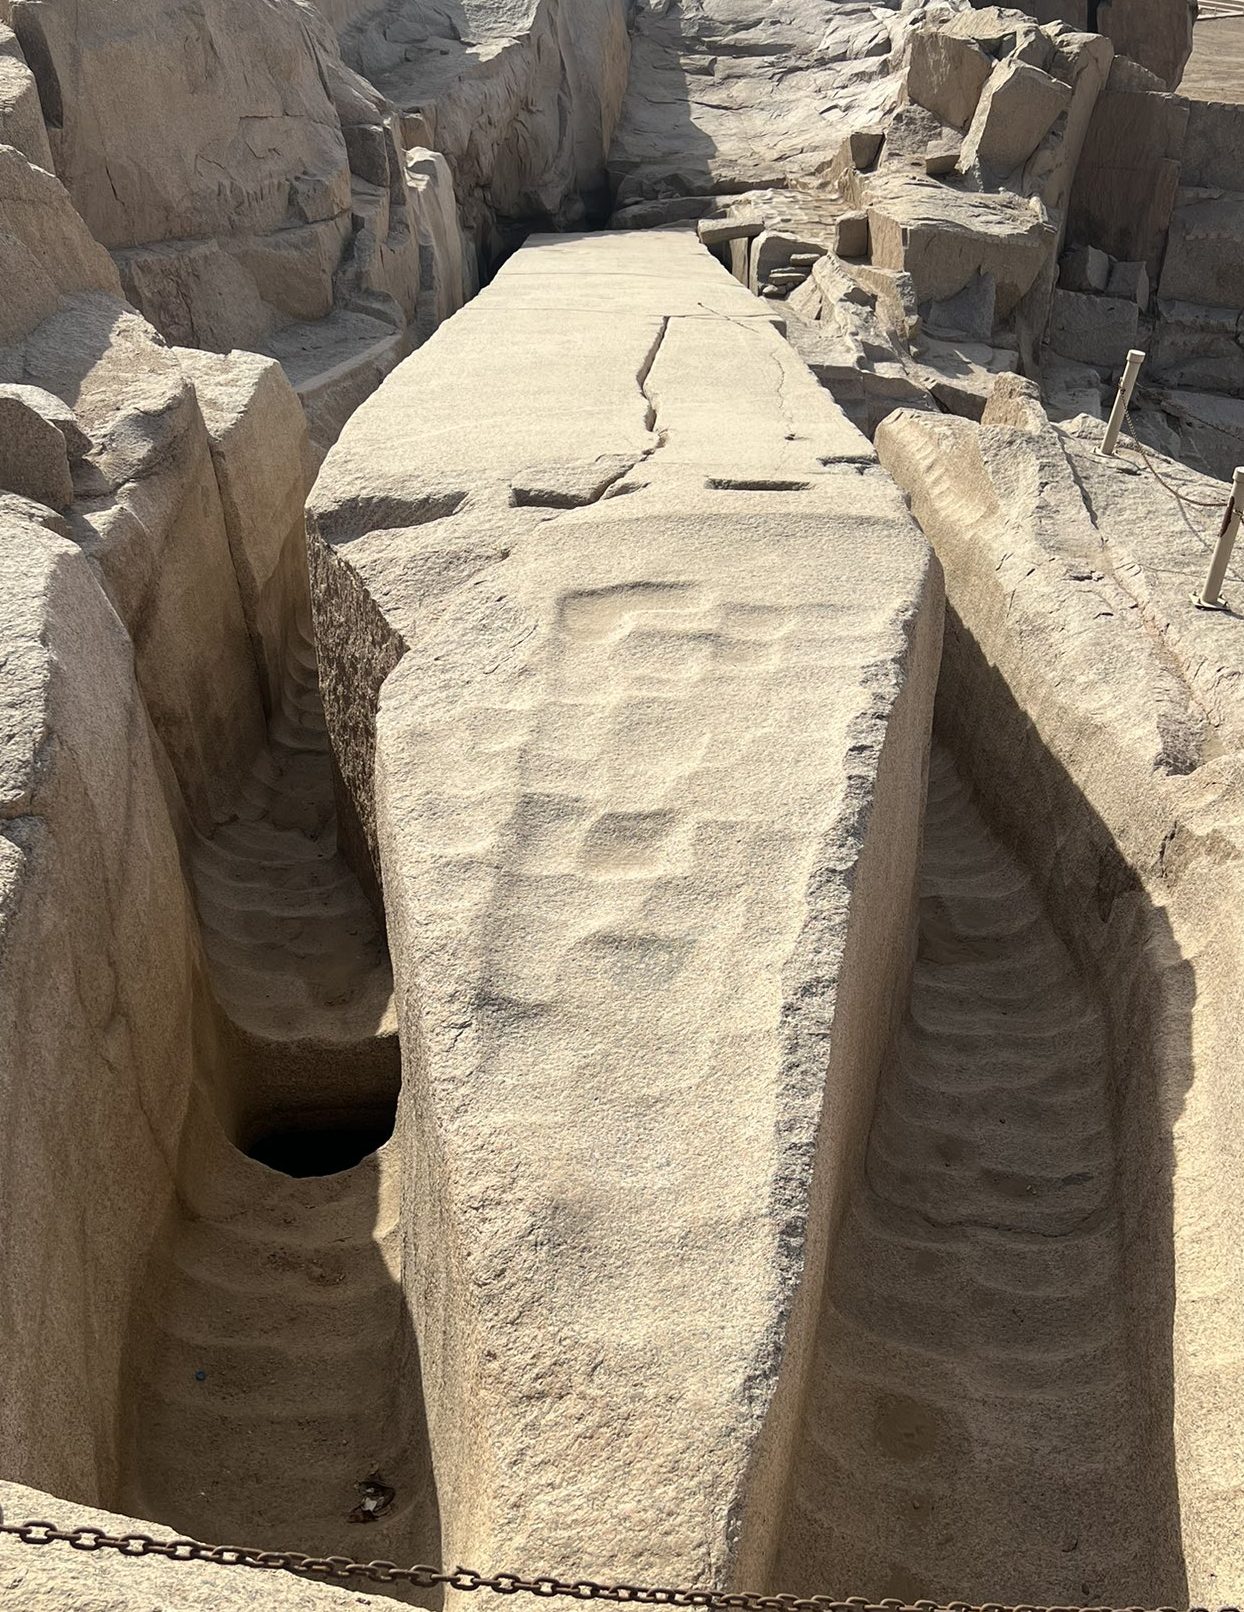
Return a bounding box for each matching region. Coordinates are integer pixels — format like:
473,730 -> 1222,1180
864,170 -> 1057,318
115,239 -> 275,355
175,349 -> 314,722
0,145 -> 269,829
0,381 -> 90,460
0,388 -> 74,511
307,228 -> 941,1587
0,145 -> 121,347
406,146 -> 475,340
942,5 -> 1052,64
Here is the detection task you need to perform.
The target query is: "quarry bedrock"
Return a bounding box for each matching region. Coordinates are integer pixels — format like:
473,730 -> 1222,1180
3,0 -> 1244,1605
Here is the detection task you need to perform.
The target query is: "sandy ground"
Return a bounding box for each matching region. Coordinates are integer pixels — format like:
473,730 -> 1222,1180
1180,11 -> 1244,100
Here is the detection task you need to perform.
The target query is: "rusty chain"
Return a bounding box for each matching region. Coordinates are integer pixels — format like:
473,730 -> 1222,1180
1120,409 -> 1233,515
0,1518 -> 1240,1612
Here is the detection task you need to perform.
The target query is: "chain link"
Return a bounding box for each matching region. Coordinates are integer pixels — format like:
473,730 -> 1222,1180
1,1519 -> 1240,1612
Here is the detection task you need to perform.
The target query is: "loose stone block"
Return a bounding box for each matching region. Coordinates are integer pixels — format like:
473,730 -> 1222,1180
697,215 -> 764,247
0,47 -> 52,169
0,383 -> 91,461
906,31 -> 993,131
1107,258 -> 1150,309
1060,244 -> 1111,294
0,391 -> 74,511
846,124 -> 885,171
836,211 -> 870,259
925,144 -> 961,177
960,60 -> 1073,178
1048,289 -> 1141,373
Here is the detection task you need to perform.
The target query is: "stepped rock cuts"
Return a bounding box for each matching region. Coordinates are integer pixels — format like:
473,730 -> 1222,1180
876,397 -> 1244,1600
307,228 -> 943,1584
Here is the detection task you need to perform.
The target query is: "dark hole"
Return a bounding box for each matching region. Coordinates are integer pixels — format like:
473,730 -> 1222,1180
246,1119 -> 393,1178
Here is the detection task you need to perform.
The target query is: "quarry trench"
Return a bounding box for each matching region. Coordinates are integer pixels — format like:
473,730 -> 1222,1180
112,616 -> 1175,1604
117,610 -> 442,1583
101,236 -> 1183,1608
7,0 -> 1244,1600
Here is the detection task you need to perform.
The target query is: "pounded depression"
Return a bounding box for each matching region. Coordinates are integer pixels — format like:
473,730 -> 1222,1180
116,606 -> 441,1586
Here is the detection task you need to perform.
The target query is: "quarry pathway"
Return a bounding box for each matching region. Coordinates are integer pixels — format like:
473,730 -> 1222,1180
190,620 -> 397,1075
119,1146 -> 439,1573
776,746 -> 1148,1604
119,634 -> 426,1568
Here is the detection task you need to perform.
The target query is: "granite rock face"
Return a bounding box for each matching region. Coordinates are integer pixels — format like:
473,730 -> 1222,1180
0,123 -> 407,1597
0,493 -> 208,1512
610,0 -> 910,202
307,227 -> 942,1588
0,25 -> 51,166
1,0 -> 480,461
8,0 -> 352,346
341,0 -> 632,243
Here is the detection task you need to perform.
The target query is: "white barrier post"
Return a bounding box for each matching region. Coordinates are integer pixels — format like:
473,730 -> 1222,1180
1194,466 -> 1244,610
1100,348 -> 1146,457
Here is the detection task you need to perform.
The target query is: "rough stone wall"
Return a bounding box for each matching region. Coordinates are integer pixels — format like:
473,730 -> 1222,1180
1025,0 -> 1193,89
1067,59 -> 1188,272
0,497 -> 219,1505
0,0 -> 479,466
0,130 -> 382,1535
341,0 -> 631,243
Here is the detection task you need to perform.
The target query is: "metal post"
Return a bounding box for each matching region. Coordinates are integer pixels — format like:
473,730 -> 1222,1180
1100,348 -> 1146,457
1194,466 -> 1244,610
